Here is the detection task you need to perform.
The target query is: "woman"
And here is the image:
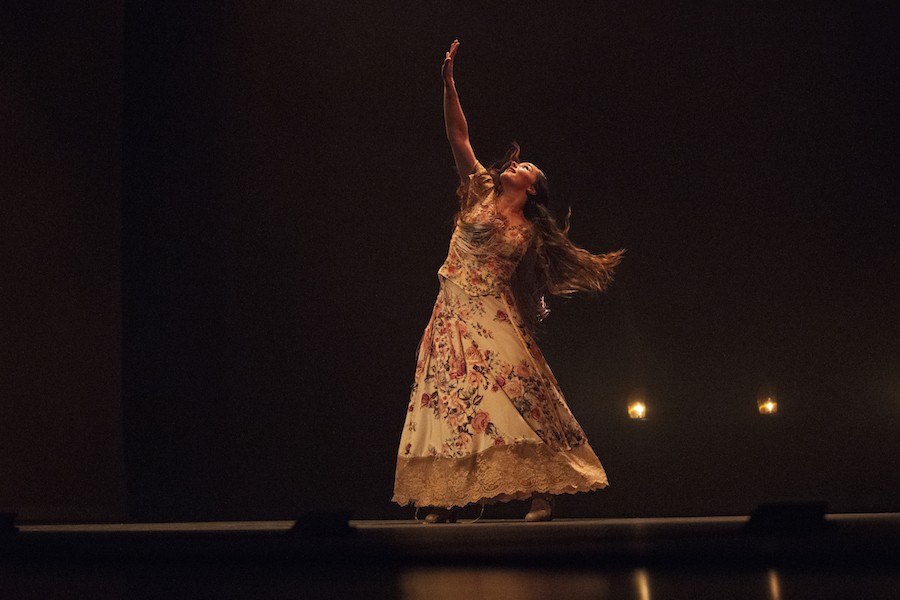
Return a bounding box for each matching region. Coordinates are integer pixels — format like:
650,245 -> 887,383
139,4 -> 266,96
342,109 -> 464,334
392,40 -> 623,523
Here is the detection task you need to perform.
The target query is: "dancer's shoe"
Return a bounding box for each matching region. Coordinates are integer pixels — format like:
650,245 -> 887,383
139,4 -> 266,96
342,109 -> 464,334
524,493 -> 554,522
423,508 -> 458,524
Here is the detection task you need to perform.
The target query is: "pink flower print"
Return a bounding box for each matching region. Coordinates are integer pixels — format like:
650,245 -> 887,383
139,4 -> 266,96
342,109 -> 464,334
464,345 -> 483,364
531,407 -> 543,421
407,403 -> 414,413
498,362 -> 513,378
504,379 -> 524,398
456,321 -> 468,336
467,369 -> 481,388
404,443 -> 412,455
494,376 -> 506,389
472,411 -> 490,434
493,437 -> 506,446
495,310 -> 509,322
455,432 -> 471,449
420,393 -> 431,408
516,362 -> 531,378
449,358 -> 466,379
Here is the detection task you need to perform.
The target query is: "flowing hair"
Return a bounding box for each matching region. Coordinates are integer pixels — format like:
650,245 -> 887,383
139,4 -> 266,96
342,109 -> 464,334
458,143 -> 624,334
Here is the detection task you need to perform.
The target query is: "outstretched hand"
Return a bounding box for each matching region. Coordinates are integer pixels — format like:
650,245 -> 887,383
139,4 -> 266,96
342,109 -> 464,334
441,39 -> 460,83
442,38 -> 475,179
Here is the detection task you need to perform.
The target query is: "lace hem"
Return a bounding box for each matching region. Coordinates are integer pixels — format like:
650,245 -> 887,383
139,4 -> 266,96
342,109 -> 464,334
392,441 -> 608,509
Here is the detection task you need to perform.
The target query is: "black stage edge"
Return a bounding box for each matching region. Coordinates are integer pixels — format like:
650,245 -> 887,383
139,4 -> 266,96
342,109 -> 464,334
3,512 -> 899,570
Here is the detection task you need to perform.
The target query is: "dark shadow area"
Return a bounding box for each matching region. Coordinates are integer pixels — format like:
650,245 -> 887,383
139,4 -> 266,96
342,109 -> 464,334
1,1 -> 126,522
2,513 -> 899,599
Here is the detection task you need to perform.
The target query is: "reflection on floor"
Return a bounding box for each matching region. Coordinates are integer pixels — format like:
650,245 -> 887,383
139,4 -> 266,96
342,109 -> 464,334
400,567 -> 898,600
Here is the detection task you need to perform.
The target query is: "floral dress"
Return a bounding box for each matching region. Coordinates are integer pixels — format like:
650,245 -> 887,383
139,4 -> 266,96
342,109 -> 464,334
392,162 -> 608,509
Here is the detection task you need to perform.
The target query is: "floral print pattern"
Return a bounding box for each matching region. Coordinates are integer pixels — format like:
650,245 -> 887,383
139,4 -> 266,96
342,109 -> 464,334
393,162 -> 608,508
402,278 -> 590,461
438,164 -> 534,297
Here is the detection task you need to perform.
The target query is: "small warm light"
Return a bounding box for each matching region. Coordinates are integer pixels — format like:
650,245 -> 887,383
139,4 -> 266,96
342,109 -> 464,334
757,383 -> 778,415
628,401 -> 647,420
757,397 -> 778,415
627,388 -> 650,420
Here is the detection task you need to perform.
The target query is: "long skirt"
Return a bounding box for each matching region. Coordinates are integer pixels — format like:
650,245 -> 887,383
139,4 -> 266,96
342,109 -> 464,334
392,277 -> 608,508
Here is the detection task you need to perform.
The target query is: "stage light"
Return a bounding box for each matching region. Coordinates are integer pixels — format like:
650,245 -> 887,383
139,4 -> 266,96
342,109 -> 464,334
757,383 -> 778,415
628,401 -> 647,419
758,398 -> 778,415
627,388 -> 649,419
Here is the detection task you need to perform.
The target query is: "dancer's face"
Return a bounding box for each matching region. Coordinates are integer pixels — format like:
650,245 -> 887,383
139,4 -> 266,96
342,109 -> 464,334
500,161 -> 541,194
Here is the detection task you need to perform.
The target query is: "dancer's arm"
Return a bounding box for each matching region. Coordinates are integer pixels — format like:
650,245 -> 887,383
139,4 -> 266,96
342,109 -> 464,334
442,39 -> 477,181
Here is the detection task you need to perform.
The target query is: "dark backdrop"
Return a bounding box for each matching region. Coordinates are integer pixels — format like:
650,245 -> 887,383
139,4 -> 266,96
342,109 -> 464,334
5,1 -> 898,522
2,3 -> 126,521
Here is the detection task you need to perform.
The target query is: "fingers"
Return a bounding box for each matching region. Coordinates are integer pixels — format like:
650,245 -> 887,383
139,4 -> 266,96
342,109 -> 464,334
442,39 -> 459,80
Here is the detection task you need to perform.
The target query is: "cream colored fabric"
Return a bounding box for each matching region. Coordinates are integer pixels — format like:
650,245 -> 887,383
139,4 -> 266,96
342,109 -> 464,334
394,438 -> 607,508
393,164 -> 608,509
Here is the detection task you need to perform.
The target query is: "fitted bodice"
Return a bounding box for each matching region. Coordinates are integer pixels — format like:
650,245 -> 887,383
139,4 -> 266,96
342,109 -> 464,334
438,164 -> 533,296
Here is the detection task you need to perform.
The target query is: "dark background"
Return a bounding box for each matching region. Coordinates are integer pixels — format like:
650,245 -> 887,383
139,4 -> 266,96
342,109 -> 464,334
2,2 -> 897,522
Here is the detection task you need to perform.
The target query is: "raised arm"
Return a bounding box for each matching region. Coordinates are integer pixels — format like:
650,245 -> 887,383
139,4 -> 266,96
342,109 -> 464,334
442,40 -> 477,181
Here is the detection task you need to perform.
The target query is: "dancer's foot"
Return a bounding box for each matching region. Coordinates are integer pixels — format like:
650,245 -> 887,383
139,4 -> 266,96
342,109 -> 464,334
525,493 -> 554,522
423,507 -> 458,524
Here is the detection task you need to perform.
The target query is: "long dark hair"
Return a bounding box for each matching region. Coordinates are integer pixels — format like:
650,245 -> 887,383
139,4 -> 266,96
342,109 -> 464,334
482,143 -> 624,334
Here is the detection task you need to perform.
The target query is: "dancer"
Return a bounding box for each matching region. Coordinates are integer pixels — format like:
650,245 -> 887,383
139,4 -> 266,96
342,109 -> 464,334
392,40 -> 623,523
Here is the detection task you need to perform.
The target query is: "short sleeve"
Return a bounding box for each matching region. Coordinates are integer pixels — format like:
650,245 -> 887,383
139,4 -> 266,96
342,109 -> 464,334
458,161 -> 494,215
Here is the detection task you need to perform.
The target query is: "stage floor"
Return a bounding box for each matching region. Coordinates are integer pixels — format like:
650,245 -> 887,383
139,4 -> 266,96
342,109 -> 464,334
4,513 -> 900,599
